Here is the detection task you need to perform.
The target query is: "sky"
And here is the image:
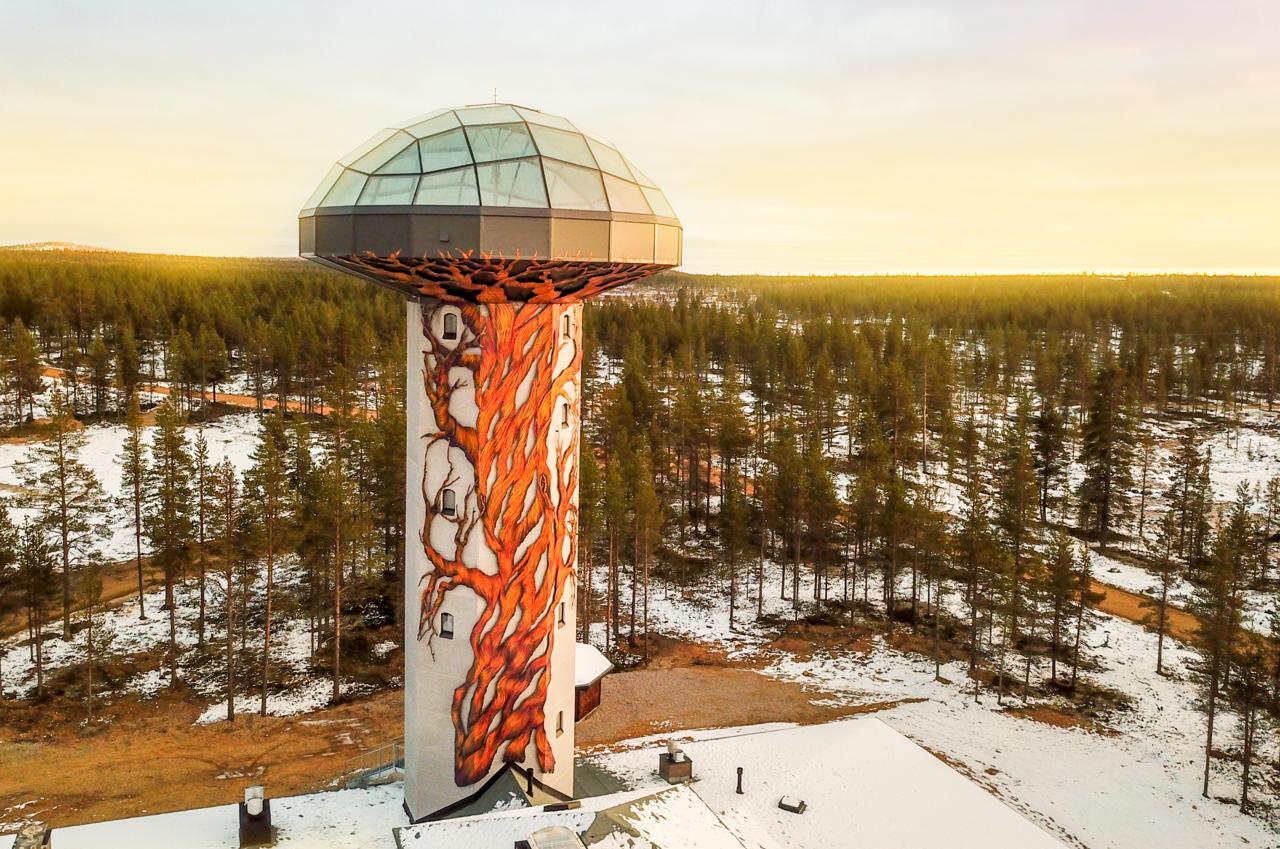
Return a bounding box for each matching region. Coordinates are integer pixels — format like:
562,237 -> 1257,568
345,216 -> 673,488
1,0 -> 1277,275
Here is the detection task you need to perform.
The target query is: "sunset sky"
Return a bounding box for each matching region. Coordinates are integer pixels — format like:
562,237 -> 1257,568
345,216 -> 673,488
1,1 -> 1277,274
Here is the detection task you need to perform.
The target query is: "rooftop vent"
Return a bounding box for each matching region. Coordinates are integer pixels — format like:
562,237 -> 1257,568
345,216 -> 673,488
239,785 -> 273,847
523,825 -> 587,849
778,795 -> 808,815
658,739 -> 693,784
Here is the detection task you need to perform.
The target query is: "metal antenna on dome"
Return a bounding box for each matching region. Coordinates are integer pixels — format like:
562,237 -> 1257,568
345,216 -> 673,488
492,87 -> 497,103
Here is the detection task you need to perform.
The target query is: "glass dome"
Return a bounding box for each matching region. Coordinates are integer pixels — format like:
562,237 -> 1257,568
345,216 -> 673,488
301,104 -> 677,219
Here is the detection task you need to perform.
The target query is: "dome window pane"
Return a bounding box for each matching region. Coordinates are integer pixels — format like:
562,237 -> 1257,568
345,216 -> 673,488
641,187 -> 676,218
544,160 -> 609,211
477,158 -> 547,207
530,125 -> 595,168
515,107 -> 578,132
303,164 -> 344,210
456,104 -> 520,125
373,142 -> 421,175
624,157 -> 658,187
586,139 -> 633,180
416,167 -> 479,206
602,174 -> 651,214
419,128 -> 473,172
349,130 -> 418,174
357,175 -> 419,205
466,123 -> 536,163
321,169 -> 367,207
397,109 -> 459,137
337,127 -> 399,167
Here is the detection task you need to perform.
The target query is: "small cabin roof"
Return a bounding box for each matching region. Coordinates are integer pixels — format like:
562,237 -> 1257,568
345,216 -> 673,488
574,642 -> 613,688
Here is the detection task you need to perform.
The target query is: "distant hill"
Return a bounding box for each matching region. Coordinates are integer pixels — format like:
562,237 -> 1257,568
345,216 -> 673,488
0,240 -> 114,252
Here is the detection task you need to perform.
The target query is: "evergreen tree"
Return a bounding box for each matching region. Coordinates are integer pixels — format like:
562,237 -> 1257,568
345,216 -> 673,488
117,392 -> 148,619
211,459 -> 240,720
18,388 -> 107,640
244,412 -> 294,715
1033,399 -> 1066,523
145,399 -> 193,685
322,367 -> 361,702
193,428 -> 211,647
603,459 -> 627,651
1147,510 -> 1181,674
79,563 -> 114,720
1190,494 -> 1250,799
993,397 -> 1040,703
1044,530 -> 1076,683
86,335 -> 111,415
8,318 -> 43,421
18,519 -> 57,699
116,325 -> 141,400
578,448 -> 603,645
631,443 -> 661,664
955,418 -> 993,699
721,472 -> 749,630
1166,430 -> 1209,563
1077,363 -> 1135,547
0,503 -> 17,691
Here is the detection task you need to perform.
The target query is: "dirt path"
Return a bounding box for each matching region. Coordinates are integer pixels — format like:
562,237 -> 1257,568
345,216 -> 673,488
0,689 -> 403,829
1089,579 -> 1202,643
39,366 -> 328,416
0,554 -> 166,639
38,366 -> 361,417
577,666 -> 901,747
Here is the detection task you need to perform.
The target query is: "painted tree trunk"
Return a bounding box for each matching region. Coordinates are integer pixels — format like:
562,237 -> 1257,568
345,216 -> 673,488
404,298 -> 580,818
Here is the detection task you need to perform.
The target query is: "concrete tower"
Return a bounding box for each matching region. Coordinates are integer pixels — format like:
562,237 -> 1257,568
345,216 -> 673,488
299,104 -> 681,820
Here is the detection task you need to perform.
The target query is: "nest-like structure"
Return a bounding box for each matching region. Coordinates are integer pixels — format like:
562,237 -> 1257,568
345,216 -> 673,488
326,251 -> 668,304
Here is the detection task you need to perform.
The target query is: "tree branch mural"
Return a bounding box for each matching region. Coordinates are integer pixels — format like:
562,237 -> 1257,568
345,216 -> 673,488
415,299 -> 580,786
332,251 -> 666,304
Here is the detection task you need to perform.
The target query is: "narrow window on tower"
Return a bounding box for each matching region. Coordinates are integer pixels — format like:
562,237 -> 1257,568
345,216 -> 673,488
561,402 -> 571,428
440,612 -> 454,640
556,710 -> 564,736
558,601 -> 566,627
561,313 -> 571,340
442,311 -> 459,341
441,488 -> 456,517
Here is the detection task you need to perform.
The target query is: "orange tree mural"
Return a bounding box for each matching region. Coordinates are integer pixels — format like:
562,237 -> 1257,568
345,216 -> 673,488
415,299 -> 580,786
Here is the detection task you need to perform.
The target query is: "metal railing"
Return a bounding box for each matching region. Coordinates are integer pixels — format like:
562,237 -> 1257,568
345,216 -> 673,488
344,737 -> 405,788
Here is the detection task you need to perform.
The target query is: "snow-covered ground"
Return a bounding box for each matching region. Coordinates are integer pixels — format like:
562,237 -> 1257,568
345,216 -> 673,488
0,412 -> 263,562
0,555 -> 382,721
609,555 -> 1280,848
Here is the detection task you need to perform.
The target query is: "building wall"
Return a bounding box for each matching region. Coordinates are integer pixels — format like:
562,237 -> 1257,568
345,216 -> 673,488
404,299 -> 581,820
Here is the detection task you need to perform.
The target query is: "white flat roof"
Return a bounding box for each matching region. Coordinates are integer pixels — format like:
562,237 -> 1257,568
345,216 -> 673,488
50,783 -> 405,849
590,717 -> 1065,849
574,642 -> 612,688
42,717 -> 1062,849
396,785 -> 743,849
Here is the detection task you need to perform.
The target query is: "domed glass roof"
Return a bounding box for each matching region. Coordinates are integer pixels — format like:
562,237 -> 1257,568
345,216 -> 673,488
301,104 -> 676,219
